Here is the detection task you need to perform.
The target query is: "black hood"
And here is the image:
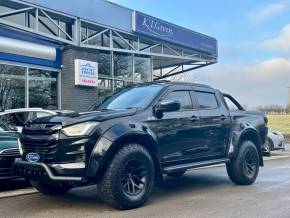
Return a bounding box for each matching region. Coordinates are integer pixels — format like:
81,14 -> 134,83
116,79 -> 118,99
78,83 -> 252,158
29,109 -> 137,127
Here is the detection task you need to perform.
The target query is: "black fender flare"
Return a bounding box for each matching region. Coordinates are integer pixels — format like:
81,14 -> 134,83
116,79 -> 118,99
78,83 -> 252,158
86,122 -> 163,182
230,126 -> 264,166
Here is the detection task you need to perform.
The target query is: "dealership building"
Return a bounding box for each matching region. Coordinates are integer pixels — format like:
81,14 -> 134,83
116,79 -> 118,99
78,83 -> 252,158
0,0 -> 218,112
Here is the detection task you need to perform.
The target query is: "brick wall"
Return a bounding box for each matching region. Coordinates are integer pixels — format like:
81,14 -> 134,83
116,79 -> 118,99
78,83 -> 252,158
61,46 -> 99,112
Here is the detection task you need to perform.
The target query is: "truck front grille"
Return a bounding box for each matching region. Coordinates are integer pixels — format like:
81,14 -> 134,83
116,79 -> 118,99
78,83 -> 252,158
21,124 -> 61,163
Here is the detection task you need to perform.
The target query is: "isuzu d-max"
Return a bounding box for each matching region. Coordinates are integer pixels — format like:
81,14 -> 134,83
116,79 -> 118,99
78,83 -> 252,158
13,81 -> 268,209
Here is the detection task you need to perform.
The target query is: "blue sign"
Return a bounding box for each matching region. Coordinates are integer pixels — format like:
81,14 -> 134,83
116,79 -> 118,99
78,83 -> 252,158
132,11 -> 217,56
81,63 -> 97,77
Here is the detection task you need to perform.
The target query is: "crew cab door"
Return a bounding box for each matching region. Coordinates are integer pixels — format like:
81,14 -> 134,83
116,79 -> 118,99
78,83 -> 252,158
150,86 -> 201,163
191,88 -> 231,158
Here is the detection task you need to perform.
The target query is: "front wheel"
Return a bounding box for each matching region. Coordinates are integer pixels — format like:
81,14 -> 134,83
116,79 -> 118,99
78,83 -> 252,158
31,181 -> 72,195
98,143 -> 155,210
226,140 -> 259,185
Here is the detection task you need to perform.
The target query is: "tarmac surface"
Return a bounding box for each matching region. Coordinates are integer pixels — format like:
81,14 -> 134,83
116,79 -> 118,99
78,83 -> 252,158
0,150 -> 290,218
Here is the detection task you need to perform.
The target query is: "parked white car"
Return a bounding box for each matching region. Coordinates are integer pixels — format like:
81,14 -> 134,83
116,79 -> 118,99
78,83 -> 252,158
263,129 -> 286,156
0,108 -> 57,132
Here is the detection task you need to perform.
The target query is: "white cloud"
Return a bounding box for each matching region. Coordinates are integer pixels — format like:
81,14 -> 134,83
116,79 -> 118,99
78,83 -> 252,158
248,2 -> 289,23
184,58 -> 290,106
264,24 -> 290,54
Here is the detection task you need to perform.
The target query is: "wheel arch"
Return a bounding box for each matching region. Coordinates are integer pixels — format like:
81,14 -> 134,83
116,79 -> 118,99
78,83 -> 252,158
237,129 -> 264,166
91,131 -> 163,183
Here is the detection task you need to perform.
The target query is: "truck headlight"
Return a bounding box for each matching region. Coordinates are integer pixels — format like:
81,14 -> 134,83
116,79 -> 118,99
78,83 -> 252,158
61,122 -> 100,137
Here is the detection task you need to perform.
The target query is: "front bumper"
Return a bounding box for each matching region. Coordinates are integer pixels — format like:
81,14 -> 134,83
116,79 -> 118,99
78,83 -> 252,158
0,167 -> 19,180
12,160 -> 87,183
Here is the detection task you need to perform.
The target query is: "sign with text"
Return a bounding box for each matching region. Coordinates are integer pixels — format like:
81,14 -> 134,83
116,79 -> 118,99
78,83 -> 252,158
132,11 -> 217,56
75,59 -> 98,87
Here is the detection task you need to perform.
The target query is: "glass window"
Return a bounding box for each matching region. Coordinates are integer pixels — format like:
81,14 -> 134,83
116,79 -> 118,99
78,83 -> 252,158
114,52 -> 133,80
195,92 -> 218,109
98,51 -> 111,76
0,112 -> 29,127
98,78 -> 113,97
0,5 -> 25,26
81,26 -> 87,42
38,13 -> 58,36
0,123 -> 9,132
113,80 -> 133,91
0,64 -> 26,110
36,112 -> 53,118
134,55 -> 151,83
113,33 -> 135,50
81,25 -> 110,47
163,91 -> 193,110
223,95 -> 242,111
0,126 -> 5,132
29,69 -> 58,109
91,85 -> 162,111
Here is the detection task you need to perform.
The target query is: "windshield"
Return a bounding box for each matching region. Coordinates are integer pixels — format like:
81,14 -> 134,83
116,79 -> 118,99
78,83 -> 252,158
90,85 -> 163,111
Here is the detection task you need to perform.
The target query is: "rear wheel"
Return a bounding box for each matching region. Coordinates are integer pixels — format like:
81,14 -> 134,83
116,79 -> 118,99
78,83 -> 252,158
226,140 -> 259,185
31,181 -> 72,195
98,143 -> 155,210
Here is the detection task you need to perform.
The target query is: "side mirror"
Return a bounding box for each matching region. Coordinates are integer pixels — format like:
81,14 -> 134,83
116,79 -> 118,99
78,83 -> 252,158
156,100 -> 181,114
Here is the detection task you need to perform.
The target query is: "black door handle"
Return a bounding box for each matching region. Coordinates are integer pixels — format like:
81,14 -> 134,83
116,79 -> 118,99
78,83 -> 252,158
213,115 -> 227,122
220,115 -> 227,121
189,116 -> 200,122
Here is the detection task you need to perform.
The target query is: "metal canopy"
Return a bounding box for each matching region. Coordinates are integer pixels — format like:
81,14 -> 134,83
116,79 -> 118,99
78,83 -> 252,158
0,0 -> 217,80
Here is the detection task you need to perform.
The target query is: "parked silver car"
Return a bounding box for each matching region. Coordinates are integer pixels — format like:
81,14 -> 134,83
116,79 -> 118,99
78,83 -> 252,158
263,129 -> 286,156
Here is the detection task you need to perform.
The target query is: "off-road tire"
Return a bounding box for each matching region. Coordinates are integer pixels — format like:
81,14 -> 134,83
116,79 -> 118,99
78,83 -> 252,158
166,170 -> 186,178
226,140 -> 259,185
98,144 -> 155,210
31,181 -> 72,195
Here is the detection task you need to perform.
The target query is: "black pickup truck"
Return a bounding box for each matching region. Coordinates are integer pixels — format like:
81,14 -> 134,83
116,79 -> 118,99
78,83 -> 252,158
13,81 -> 268,209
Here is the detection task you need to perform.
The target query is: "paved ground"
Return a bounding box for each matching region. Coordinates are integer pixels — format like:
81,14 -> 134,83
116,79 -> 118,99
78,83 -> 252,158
1,151 -> 290,218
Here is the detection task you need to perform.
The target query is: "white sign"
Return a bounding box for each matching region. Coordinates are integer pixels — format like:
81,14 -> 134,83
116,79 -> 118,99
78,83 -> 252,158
75,59 -> 98,87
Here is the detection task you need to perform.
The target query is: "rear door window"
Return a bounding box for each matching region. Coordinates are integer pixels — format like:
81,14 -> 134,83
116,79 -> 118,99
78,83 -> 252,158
195,91 -> 218,109
163,91 -> 193,111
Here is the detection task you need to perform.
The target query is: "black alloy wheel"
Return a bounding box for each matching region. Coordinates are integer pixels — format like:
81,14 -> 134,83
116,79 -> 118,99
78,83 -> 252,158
226,140 -> 260,185
243,150 -> 258,178
121,159 -> 148,196
98,143 -> 154,210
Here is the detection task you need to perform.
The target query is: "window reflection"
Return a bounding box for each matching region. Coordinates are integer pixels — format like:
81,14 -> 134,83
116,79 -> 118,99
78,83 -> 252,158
98,78 -> 113,99
98,51 -> 111,76
29,69 -> 58,109
0,64 -> 25,110
114,52 -> 133,80
134,55 -> 151,83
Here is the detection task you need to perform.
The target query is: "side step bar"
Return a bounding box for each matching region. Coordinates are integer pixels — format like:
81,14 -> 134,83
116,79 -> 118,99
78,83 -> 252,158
163,158 -> 230,174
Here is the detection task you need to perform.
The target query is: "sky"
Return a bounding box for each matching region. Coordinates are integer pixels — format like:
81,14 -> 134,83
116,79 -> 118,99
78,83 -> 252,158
109,0 -> 290,107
